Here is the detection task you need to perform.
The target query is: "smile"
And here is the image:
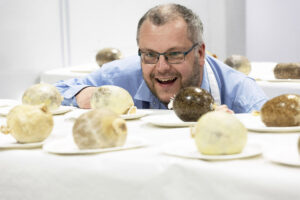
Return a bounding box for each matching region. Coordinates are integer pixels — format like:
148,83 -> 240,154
155,77 -> 177,84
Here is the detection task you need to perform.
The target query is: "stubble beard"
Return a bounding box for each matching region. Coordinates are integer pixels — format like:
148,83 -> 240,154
182,56 -> 201,88
143,56 -> 202,105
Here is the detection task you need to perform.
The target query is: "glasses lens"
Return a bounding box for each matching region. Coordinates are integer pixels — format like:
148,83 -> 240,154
142,52 -> 158,64
139,44 -> 197,64
166,52 -> 184,64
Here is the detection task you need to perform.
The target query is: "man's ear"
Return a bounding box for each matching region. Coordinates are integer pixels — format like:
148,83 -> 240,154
199,43 -> 206,56
197,43 -> 206,66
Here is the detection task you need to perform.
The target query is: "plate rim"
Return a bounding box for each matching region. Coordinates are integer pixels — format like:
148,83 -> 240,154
250,77 -> 300,82
0,99 -> 20,107
0,105 -> 73,116
162,141 -> 262,161
51,106 -> 74,115
142,114 -> 196,127
247,126 -> 300,133
235,113 -> 300,133
63,109 -> 151,121
0,140 -> 43,149
120,110 -> 151,120
264,152 -> 300,167
42,137 -> 148,155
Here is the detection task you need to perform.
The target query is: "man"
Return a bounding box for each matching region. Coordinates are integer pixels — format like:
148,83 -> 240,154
55,3 -> 268,113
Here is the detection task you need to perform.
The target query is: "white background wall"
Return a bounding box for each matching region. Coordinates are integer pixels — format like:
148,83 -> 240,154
0,0 -> 63,99
0,0 -> 299,99
246,0 -> 300,62
67,0 -> 218,65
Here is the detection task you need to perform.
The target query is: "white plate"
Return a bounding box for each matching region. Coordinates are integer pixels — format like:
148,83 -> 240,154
0,105 -> 73,116
266,78 -> 300,82
43,137 -> 148,155
64,109 -> 150,121
120,110 -> 151,120
0,106 -> 13,116
142,113 -> 196,127
235,113 -> 300,133
0,135 -> 43,149
63,108 -> 89,121
264,149 -> 300,167
162,140 -> 262,161
51,106 -> 73,115
0,99 -> 19,107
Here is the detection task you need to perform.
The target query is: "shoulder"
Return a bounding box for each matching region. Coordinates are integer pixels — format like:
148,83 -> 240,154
206,55 -> 251,85
206,55 -> 242,77
206,55 -> 268,112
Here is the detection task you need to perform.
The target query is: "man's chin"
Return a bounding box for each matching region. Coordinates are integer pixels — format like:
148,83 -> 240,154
154,88 -> 180,103
156,94 -> 174,104
150,81 -> 181,104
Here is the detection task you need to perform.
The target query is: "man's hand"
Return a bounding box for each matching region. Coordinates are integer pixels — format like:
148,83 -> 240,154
214,104 -> 234,114
75,87 -> 97,109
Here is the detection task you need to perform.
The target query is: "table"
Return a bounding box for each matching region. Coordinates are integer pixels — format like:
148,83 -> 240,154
256,81 -> 300,98
249,62 -> 300,98
40,63 -> 99,84
0,109 -> 300,200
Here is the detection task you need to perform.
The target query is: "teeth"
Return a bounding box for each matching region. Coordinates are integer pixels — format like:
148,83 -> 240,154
158,78 -> 175,82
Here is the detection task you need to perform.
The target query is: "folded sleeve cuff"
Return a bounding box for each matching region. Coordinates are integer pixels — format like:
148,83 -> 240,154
61,85 -> 90,107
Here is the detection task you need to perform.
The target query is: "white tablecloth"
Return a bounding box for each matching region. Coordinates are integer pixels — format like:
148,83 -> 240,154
0,109 -> 300,200
41,62 -> 300,99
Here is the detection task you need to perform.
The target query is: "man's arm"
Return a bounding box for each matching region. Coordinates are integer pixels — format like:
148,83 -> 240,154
54,65 -> 112,108
54,56 -> 142,108
215,104 -> 234,114
54,77 -> 94,107
75,87 -> 97,109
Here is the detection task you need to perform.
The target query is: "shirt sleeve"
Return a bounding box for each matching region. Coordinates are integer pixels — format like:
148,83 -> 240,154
230,77 -> 268,113
54,79 -> 89,107
54,67 -> 113,107
54,55 -> 142,107
206,55 -> 269,113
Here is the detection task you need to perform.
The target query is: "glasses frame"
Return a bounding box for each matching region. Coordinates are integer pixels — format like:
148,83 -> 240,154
138,43 -> 199,64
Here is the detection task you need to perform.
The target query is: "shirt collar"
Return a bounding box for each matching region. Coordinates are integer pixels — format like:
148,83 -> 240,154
200,59 -> 211,92
134,80 -> 152,101
134,80 -> 167,109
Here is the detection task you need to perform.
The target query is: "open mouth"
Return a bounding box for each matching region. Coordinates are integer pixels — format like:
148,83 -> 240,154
155,77 -> 177,84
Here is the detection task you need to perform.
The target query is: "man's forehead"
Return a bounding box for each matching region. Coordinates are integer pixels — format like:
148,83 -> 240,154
141,17 -> 186,29
139,20 -> 191,50
139,19 -> 188,40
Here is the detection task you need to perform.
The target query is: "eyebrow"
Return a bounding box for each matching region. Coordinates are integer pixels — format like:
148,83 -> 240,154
140,46 -> 186,53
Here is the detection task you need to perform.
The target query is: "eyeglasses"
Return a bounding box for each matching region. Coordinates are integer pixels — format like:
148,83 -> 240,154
138,43 -> 199,64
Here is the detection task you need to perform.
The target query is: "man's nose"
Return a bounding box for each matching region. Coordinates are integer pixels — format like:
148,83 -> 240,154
156,55 -> 170,71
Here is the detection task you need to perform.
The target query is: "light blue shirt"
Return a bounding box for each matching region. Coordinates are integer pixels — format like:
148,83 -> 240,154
54,55 -> 268,113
